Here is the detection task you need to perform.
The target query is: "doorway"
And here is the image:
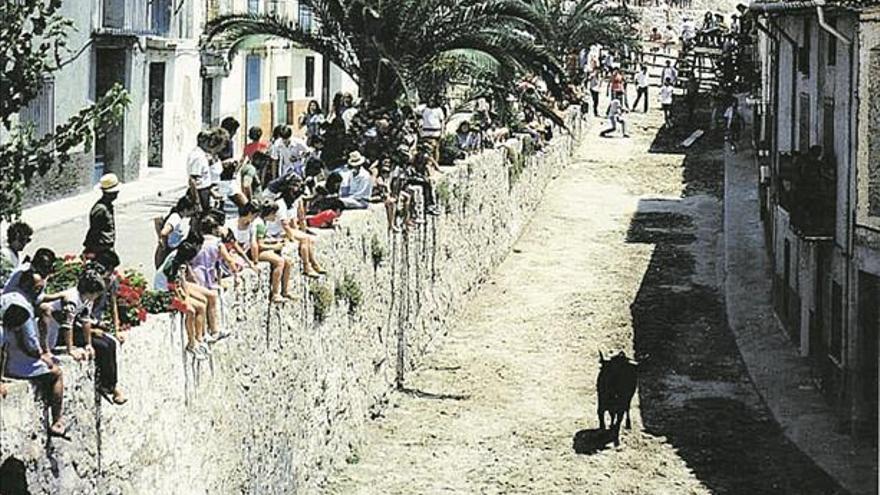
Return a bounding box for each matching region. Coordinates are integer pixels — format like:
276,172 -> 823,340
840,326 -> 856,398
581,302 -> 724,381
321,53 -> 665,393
94,48 -> 127,182
148,62 -> 166,168
857,271 -> 879,441
276,76 -> 289,125
245,54 -> 262,132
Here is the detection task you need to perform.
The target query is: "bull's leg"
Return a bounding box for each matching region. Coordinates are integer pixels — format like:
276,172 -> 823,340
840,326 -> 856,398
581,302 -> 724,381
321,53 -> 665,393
612,411 -> 622,447
598,407 -> 606,430
625,407 -> 632,430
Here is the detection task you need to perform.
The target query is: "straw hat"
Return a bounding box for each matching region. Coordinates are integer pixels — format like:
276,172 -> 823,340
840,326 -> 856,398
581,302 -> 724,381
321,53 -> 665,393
347,151 -> 367,167
96,173 -> 120,193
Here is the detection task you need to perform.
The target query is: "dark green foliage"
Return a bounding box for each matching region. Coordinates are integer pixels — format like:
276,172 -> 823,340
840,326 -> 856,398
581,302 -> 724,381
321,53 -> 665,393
335,272 -> 363,316
309,281 -> 335,323
1,0 -> 130,221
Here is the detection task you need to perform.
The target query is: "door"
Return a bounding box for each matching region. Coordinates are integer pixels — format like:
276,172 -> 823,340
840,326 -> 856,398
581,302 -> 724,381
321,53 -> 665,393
148,62 -> 166,168
276,76 -> 289,125
201,76 -> 214,127
799,92 -> 811,152
321,57 -> 331,111
94,48 -> 126,181
857,272 -> 879,441
245,54 -> 262,132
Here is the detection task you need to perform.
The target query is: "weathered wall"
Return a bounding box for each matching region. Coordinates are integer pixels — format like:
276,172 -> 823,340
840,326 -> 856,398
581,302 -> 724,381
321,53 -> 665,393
0,111 -> 586,494
21,151 -> 95,209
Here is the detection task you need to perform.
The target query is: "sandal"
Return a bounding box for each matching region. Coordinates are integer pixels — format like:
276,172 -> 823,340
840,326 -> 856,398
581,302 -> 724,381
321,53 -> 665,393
312,266 -> 327,275
271,295 -> 286,304
49,422 -> 70,440
281,293 -> 297,302
303,271 -> 321,279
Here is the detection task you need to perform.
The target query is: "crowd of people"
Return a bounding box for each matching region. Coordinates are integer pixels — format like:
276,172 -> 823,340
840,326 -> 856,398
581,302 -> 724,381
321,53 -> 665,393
565,8 -> 744,138
0,84 -> 573,439
1,173 -> 130,439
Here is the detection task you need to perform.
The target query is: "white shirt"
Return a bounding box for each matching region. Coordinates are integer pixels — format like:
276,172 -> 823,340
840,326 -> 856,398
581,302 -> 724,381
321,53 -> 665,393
1,247 -> 20,270
419,106 -> 445,137
661,67 -> 677,84
226,218 -> 256,252
271,138 -> 310,178
163,213 -> 191,249
187,147 -> 212,189
660,85 -> 674,105
636,72 -> 649,88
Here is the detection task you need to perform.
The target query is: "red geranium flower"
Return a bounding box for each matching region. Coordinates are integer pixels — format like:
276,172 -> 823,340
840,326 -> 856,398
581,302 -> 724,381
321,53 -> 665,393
137,308 -> 147,322
170,298 -> 188,313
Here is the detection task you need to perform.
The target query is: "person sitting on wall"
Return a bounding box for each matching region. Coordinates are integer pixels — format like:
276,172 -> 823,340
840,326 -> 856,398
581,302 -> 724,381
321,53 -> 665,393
276,177 -> 326,278
154,241 -> 211,359
1,221 -> 34,273
455,121 -> 482,154
2,290 -> 68,438
38,270 -> 105,363
339,151 -> 374,210
254,202 -> 296,303
82,250 -> 128,405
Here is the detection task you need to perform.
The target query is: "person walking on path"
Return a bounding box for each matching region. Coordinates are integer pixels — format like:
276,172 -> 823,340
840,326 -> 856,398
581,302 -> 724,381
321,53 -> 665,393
599,98 -> 629,138
632,65 -> 650,113
83,174 -> 119,258
607,68 -> 627,110
661,60 -> 678,87
660,78 -> 675,127
588,70 -> 601,117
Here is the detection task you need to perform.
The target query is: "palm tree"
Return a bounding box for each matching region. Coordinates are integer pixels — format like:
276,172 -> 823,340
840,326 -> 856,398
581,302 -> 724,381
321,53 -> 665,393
202,0 -> 567,111
530,0 -> 639,60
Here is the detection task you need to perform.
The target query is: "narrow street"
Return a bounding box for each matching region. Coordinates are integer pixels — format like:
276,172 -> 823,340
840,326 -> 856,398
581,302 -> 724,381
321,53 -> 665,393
325,108 -> 842,494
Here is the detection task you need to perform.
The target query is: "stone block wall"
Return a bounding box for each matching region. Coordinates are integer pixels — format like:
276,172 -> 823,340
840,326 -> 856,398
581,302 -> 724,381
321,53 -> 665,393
0,111 -> 585,494
21,151 -> 95,209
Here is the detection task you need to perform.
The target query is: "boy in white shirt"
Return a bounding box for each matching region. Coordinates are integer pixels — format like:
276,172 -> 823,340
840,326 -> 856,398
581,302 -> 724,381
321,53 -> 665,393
632,66 -> 650,113
660,78 -> 675,127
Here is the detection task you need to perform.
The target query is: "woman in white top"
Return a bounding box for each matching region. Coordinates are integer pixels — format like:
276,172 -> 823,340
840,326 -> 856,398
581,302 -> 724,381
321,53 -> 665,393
254,203 -> 295,303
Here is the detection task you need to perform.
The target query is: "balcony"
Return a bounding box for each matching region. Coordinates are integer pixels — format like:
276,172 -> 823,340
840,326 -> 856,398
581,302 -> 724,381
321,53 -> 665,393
94,0 -> 177,38
777,151 -> 837,238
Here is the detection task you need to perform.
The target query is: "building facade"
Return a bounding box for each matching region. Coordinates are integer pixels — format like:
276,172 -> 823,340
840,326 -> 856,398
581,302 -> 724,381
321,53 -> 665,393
18,0 -> 357,208
749,0 -> 878,440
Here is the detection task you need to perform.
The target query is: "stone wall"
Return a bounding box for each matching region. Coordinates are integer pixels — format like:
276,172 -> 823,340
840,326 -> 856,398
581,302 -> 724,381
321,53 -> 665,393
21,151 -> 95,209
0,111 -> 586,494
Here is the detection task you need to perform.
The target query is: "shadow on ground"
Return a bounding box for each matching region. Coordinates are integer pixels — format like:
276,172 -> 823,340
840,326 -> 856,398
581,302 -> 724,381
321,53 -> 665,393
625,96 -> 845,495
572,428 -> 615,455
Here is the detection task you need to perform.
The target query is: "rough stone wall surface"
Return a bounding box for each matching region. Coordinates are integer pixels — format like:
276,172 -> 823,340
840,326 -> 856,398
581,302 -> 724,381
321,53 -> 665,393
634,1 -> 740,33
0,111 -> 585,494
21,151 -> 95,209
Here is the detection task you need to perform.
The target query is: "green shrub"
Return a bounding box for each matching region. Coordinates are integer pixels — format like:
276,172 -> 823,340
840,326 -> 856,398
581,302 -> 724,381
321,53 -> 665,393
309,281 -> 335,323
370,235 -> 386,269
335,272 -> 363,316
439,134 -> 463,166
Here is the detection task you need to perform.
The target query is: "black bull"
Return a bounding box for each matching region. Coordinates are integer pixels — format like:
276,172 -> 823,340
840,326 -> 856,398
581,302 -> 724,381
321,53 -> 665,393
596,351 -> 638,446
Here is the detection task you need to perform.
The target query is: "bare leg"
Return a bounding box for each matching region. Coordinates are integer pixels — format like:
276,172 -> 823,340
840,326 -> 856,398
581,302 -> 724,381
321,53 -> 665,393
260,251 -> 284,300
48,367 -> 64,433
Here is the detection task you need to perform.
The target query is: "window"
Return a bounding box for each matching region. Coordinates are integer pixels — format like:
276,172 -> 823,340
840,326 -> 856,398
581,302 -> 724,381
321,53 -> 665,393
799,92 -> 810,152
248,0 -> 261,14
299,1 -> 314,33
305,56 -> 315,97
828,18 -> 837,67
19,78 -> 55,139
799,18 -> 811,75
202,77 -> 215,126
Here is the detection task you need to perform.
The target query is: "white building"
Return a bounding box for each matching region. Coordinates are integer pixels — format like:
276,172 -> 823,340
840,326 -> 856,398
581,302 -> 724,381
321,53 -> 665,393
19,0 -> 357,208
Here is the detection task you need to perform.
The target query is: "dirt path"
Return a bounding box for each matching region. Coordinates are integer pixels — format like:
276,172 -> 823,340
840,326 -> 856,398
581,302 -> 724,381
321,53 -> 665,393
325,107 -> 843,494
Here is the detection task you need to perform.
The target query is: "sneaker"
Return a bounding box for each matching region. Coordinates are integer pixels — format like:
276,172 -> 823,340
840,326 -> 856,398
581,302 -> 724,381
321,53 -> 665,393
426,206 -> 441,216
203,333 -> 218,344
197,342 -> 211,357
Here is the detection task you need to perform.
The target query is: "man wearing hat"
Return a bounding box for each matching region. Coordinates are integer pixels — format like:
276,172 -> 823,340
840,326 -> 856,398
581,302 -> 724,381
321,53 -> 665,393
83,173 -> 119,257
339,151 -> 373,210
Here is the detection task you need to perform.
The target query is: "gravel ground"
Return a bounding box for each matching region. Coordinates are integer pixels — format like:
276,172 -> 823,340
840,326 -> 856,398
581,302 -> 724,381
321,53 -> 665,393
323,103 -> 843,495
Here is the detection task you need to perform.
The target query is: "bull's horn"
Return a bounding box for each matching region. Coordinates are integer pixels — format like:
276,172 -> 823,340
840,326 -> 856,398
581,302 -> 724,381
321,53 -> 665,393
599,350 -> 605,362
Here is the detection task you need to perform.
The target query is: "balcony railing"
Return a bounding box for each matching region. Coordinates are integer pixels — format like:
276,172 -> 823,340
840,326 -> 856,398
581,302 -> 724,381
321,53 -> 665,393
95,0 -> 179,37
777,152 -> 837,238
